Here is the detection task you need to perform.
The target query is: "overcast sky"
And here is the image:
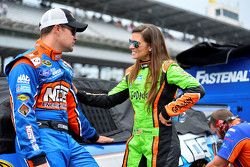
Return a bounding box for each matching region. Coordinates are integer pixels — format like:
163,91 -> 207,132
157,0 -> 250,30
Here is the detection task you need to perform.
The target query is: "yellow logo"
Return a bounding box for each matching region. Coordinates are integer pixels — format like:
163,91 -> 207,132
42,60 -> 52,67
0,160 -> 14,167
17,94 -> 29,101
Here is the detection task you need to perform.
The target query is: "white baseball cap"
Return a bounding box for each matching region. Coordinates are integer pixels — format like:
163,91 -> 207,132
39,8 -> 88,32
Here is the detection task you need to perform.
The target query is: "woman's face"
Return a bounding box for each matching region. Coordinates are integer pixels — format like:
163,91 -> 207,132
129,32 -> 151,61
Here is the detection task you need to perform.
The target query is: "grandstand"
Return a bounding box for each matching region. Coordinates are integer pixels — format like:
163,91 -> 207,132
0,2 -> 132,80
1,0 -> 250,80
71,0 -> 250,44
0,1 -> 194,80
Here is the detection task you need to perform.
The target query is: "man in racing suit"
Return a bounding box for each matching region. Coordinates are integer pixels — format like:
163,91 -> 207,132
76,24 -> 205,167
5,8 -> 112,167
206,109 -> 250,167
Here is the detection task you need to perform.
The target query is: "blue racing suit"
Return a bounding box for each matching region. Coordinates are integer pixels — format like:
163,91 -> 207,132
217,122 -> 250,167
5,39 -> 99,167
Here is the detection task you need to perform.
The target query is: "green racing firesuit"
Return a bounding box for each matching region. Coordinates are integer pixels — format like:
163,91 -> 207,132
76,60 -> 205,167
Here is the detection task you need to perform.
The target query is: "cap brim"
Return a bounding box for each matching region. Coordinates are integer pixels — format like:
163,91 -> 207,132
67,21 -> 88,32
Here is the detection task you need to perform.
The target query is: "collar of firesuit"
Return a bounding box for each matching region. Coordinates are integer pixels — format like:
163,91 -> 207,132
35,39 -> 62,61
139,60 -> 150,69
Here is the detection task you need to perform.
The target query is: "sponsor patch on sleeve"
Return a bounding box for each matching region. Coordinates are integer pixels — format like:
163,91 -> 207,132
26,125 -> 39,151
17,94 -> 29,101
17,74 -> 30,84
16,84 -> 31,93
18,103 -> 30,116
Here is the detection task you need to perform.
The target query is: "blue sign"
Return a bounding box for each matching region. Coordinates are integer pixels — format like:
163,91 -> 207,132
185,57 -> 250,122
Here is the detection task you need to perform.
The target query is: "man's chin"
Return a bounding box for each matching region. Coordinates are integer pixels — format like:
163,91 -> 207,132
63,48 -> 73,52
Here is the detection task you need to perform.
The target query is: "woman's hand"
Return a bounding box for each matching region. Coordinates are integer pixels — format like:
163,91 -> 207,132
159,113 -> 172,126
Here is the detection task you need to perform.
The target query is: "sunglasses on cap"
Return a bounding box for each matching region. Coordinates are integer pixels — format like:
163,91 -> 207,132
129,39 -> 140,48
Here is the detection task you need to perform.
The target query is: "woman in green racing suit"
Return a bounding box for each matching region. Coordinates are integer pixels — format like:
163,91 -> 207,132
76,24 -> 205,167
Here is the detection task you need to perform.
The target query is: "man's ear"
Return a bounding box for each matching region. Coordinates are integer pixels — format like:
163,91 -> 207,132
53,25 -> 61,34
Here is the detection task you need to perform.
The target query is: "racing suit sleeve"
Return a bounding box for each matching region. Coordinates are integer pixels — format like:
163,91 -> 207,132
160,63 -> 205,120
77,76 -> 129,109
217,125 -> 246,163
67,85 -> 99,142
7,58 -> 47,165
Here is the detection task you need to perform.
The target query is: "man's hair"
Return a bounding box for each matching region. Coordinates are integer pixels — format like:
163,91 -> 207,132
209,109 -> 233,126
40,25 -> 54,36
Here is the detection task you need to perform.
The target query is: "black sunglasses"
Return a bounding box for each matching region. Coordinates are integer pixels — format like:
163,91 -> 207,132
60,24 -> 77,36
129,39 -> 140,48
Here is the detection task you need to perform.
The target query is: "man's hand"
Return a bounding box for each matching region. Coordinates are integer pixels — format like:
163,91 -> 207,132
96,136 -> 114,143
205,155 -> 229,167
159,113 -> 172,126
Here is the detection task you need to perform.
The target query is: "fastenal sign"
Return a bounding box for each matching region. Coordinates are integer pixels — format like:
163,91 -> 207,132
196,70 -> 250,84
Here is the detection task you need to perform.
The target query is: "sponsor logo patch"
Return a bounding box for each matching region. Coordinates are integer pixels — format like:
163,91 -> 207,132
171,97 -> 194,113
36,81 -> 70,110
51,68 -> 63,76
136,75 -> 142,81
43,85 -> 69,103
17,94 -> 29,101
42,60 -> 52,67
26,125 -> 39,151
16,84 -> 31,93
17,74 -> 30,84
131,91 -> 148,100
18,103 -> 30,116
39,69 -> 52,77
55,54 -> 61,60
31,57 -> 41,66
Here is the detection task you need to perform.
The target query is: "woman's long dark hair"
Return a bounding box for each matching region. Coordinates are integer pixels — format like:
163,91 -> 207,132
129,24 -> 171,109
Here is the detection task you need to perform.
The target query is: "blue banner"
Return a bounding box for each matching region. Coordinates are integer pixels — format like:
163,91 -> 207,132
185,57 -> 250,121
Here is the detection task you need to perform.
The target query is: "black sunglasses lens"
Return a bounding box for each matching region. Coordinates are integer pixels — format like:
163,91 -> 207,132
61,25 -> 76,36
134,41 -> 139,48
129,39 -> 139,48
